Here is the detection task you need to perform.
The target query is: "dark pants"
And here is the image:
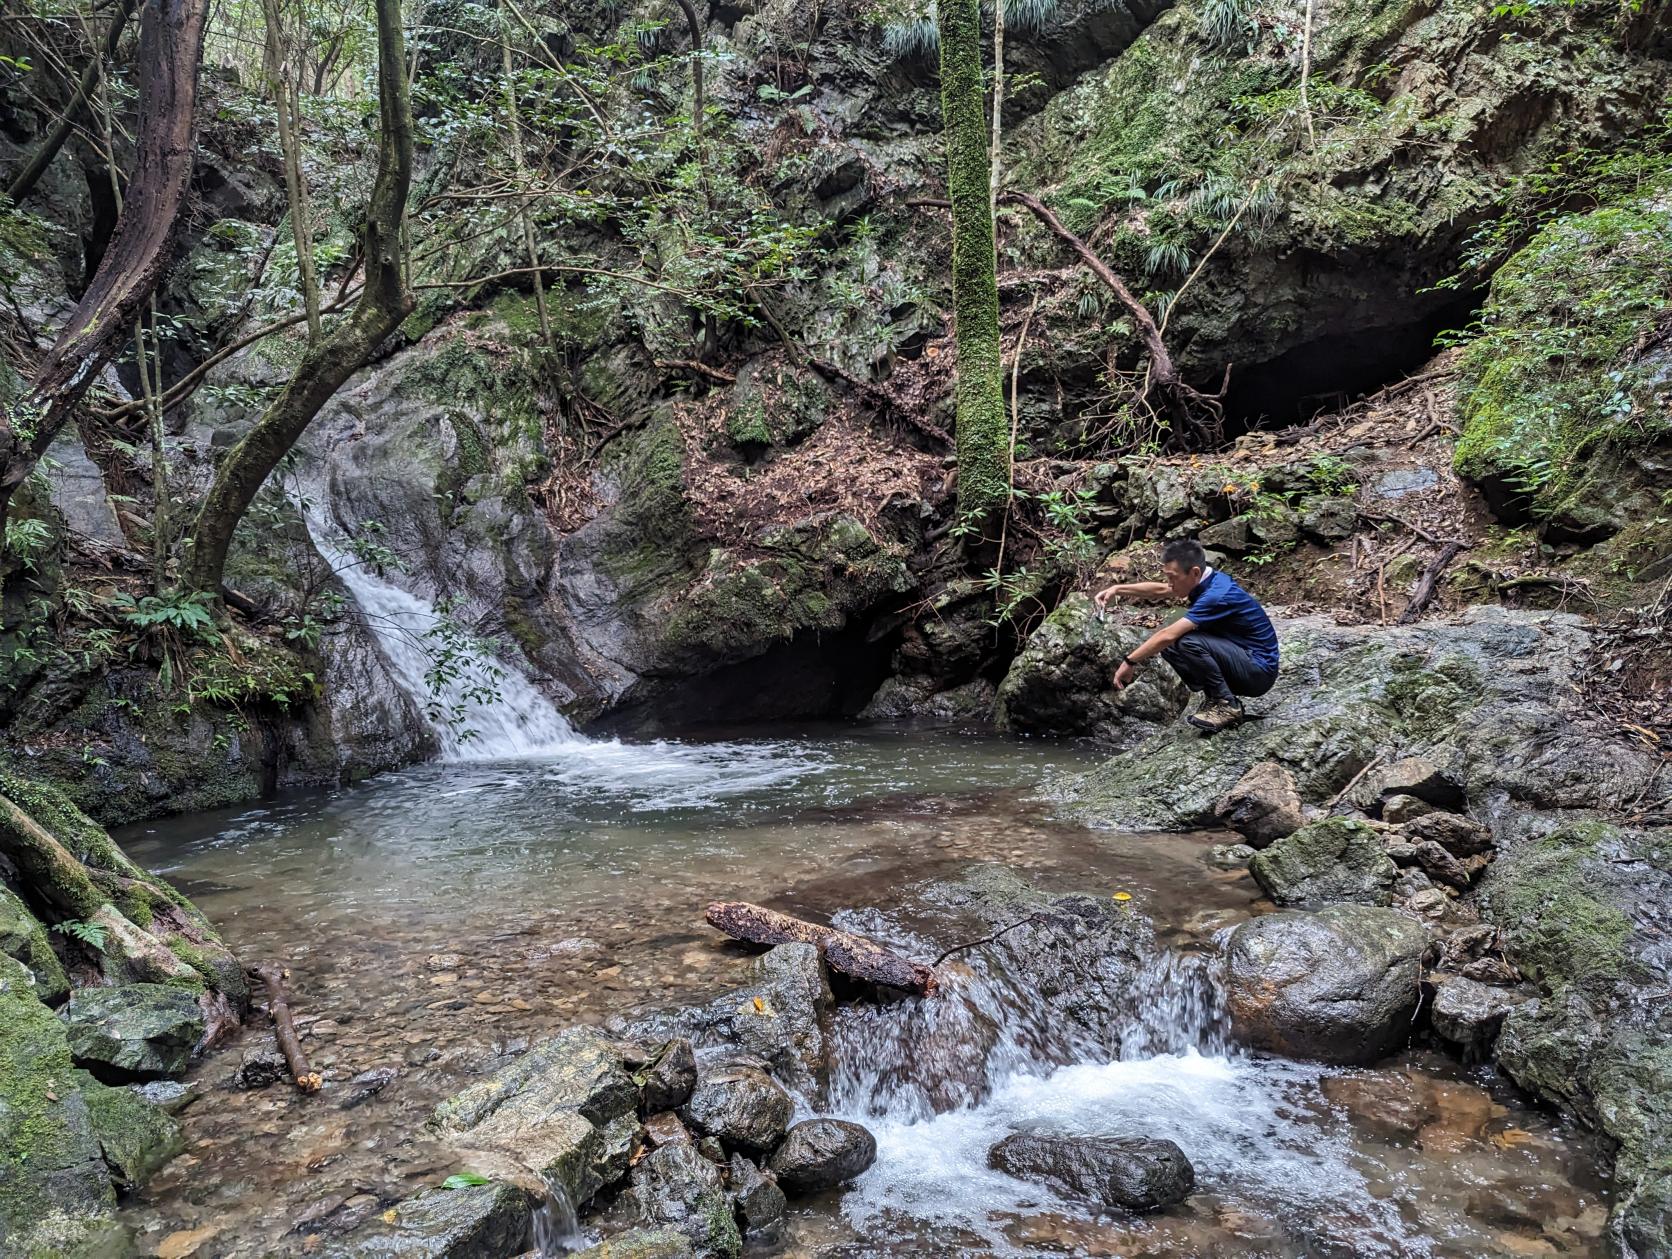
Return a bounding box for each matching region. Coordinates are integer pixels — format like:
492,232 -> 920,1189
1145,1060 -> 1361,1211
1161,633 -> 1278,704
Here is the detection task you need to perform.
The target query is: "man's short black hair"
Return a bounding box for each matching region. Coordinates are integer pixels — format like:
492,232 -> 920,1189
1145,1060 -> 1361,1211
1160,538 -> 1206,573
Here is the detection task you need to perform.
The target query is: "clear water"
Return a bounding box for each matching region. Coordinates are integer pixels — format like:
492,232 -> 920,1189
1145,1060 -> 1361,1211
117,731 -> 1607,1258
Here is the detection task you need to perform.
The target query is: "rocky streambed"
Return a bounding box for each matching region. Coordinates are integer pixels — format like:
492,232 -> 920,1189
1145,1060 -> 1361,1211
80,719 -> 1630,1259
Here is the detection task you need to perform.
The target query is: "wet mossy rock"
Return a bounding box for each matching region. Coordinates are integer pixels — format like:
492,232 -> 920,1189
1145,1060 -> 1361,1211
62,984 -> 207,1083
1060,609 -> 1651,832
431,1027 -> 640,1209
1224,905 -> 1430,1066
338,1179 -> 534,1258
625,1142 -> 742,1259
77,1072 -> 185,1188
1249,818 -> 1397,907
0,955 -> 119,1256
994,595 -> 1189,743
0,882 -> 69,1003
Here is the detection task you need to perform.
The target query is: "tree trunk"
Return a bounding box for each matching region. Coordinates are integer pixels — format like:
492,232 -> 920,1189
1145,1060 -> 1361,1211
262,0 -> 322,343
704,901 -> 939,994
499,2 -> 553,350
0,0 -> 208,527
4,0 -> 141,206
181,0 -> 414,596
936,0 -> 1008,536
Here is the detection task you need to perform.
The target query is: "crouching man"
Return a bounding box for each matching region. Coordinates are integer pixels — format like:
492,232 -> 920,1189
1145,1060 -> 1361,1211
1092,538 -> 1280,734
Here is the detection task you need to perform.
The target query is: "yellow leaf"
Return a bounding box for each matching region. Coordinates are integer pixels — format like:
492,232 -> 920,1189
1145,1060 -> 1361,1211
753,995 -> 765,1013
1112,891 -> 1133,902
381,1209 -> 398,1225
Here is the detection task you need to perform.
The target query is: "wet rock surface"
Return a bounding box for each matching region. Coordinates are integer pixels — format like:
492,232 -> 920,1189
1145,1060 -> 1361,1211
1225,905 -> 1430,1065
1430,976 -> 1526,1062
1214,761 -> 1306,849
988,1131 -> 1195,1212
625,1142 -> 740,1259
1249,818 -> 1396,907
337,1180 -> 532,1258
431,1027 -> 638,1206
726,1153 -> 786,1242
62,983 -> 206,1082
621,944 -> 831,1099
767,1118 -> 878,1193
677,1061 -> 794,1155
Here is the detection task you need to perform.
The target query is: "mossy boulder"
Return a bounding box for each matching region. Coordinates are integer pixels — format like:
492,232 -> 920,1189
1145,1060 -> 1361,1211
0,884 -> 68,1004
0,956 -> 117,1255
61,984 -> 206,1083
1455,179 -> 1672,533
994,595 -> 1188,743
1249,818 -> 1397,907
78,1073 -> 183,1187
624,1142 -> 741,1259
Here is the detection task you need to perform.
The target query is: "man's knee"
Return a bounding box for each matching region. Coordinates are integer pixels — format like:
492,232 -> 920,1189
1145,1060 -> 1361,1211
1163,637 -> 1209,664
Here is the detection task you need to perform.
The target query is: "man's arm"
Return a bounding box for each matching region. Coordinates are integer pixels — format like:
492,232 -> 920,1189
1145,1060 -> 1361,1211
1112,617 -> 1196,689
1093,580 -> 1171,610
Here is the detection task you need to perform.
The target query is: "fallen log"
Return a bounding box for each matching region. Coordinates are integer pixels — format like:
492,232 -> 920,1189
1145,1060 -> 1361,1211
1397,540 -> 1467,625
704,901 -> 938,995
251,962 -> 322,1092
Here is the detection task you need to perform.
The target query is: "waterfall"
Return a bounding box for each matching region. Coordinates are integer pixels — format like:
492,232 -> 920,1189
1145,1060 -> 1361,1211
306,521 -> 583,761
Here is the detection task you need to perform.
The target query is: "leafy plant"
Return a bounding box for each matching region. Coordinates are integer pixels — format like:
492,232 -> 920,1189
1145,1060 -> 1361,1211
1200,0 -> 1255,52
3,517 -> 52,570
110,590 -> 221,643
52,919 -> 108,953
441,1172 -> 491,1190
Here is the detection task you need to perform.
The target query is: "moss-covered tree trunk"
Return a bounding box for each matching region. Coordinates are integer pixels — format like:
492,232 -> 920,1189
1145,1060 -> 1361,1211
181,0 -> 414,596
937,0 -> 1008,537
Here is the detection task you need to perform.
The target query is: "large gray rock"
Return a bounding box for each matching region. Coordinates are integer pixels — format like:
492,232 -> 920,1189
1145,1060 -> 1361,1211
1214,761 -> 1306,848
987,1132 -> 1194,1212
621,944 -> 831,1099
994,595 -> 1188,743
1062,610 -> 1660,832
678,1062 -> 793,1154
1224,905 -> 1430,1065
1248,819 -> 1396,907
1403,811 -> 1493,856
767,1119 -> 877,1193
430,1027 -> 639,1207
62,983 -> 206,1082
626,1143 -> 741,1259
337,1180 -> 532,1257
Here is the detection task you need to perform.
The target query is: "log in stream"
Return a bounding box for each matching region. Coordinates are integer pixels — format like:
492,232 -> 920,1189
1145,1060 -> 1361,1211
705,901 -> 939,994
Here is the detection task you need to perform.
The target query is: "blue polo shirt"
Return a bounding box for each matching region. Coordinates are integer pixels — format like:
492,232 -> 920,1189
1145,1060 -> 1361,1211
1184,569 -> 1280,673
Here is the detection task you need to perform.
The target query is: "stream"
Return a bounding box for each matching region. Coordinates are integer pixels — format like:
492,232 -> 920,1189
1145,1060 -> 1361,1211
117,730 -> 1607,1258
115,551 -> 1607,1257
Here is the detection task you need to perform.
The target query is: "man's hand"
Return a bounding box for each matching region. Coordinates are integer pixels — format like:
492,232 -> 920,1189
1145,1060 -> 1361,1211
1094,586 -> 1119,612
1112,660 -> 1135,690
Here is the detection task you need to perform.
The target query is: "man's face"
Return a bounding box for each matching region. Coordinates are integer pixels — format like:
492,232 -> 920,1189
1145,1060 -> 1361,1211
1162,561 -> 1202,601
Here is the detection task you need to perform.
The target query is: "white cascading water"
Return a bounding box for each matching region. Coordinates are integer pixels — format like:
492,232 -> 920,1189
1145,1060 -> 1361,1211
305,520 -> 582,761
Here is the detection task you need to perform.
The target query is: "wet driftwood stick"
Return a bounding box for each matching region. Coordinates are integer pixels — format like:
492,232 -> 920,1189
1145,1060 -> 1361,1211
704,901 -> 938,994
252,962 -> 322,1092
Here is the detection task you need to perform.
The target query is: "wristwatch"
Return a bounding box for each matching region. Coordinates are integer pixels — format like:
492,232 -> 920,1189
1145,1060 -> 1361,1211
1121,656 -> 1140,669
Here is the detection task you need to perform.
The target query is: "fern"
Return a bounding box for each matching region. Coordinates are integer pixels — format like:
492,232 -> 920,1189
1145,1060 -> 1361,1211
53,919 -> 108,953
1201,0 -> 1255,51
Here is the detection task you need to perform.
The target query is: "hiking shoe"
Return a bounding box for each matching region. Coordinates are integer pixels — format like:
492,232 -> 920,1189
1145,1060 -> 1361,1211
1187,699 -> 1245,734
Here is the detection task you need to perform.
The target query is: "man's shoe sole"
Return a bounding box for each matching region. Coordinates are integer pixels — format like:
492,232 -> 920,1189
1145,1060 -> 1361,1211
1187,712 -> 1244,734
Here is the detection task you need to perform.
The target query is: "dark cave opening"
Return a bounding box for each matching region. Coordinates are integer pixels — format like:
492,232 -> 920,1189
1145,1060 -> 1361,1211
1218,287 -> 1483,435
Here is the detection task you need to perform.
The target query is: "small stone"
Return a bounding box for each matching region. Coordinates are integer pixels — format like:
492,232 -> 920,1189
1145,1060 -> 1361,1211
1376,756 -> 1464,808
1205,842 -> 1257,870
1412,840 -> 1471,890
1392,869 -> 1434,899
1404,811 -> 1493,855
1406,888 -> 1450,918
644,1111 -> 693,1148
338,1066 -> 398,1109
638,1038 -> 697,1113
767,1118 -> 877,1193
157,1226 -> 221,1259
728,1153 -> 787,1241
